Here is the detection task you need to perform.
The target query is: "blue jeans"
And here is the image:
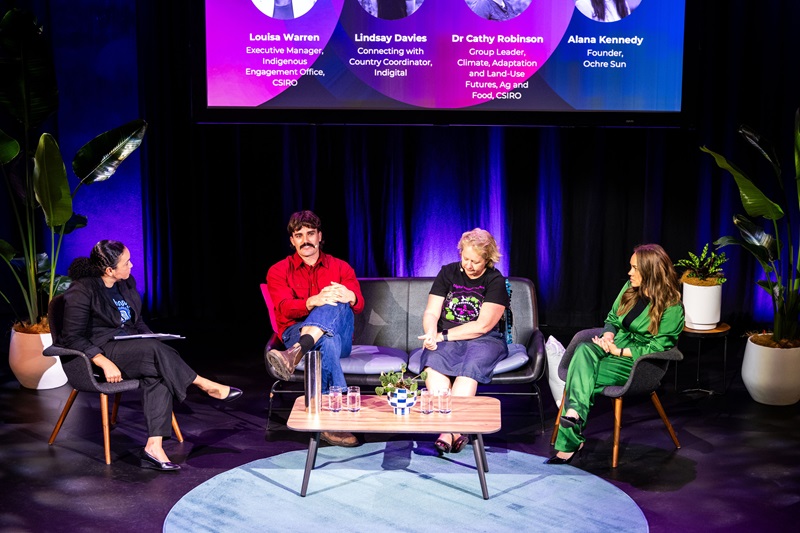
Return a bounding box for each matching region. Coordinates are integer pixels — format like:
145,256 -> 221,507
281,302 -> 354,393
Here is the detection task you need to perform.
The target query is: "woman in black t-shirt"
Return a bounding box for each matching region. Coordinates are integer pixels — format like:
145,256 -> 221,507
418,229 -> 509,454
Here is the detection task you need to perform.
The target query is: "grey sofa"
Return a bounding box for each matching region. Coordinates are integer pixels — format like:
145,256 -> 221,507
261,277 -> 547,432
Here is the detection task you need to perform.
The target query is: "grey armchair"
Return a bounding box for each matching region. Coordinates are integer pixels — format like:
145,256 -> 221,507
549,328 -> 682,467
43,295 -> 183,464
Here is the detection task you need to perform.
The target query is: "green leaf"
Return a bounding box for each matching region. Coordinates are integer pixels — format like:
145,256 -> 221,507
53,212 -> 87,235
738,124 -> 782,179
795,110 -> 800,183
0,9 -> 59,129
34,252 -> 50,275
755,280 -> 776,297
715,234 -> 774,273
0,128 -> 20,164
71,119 -> 147,184
700,146 -> 785,220
732,215 -> 778,260
33,133 -> 72,228
0,239 -> 17,262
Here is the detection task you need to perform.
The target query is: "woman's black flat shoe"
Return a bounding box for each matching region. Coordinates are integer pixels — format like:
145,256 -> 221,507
140,450 -> 181,471
223,387 -> 243,402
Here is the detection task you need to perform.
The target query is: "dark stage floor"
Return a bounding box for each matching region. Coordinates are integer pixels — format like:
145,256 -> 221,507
1,325 -> 798,533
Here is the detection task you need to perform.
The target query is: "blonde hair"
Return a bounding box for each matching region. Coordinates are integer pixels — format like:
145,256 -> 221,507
458,228 -> 501,269
618,244 -> 682,335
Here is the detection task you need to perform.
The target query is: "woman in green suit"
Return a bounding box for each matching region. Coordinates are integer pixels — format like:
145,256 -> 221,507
548,243 -> 684,464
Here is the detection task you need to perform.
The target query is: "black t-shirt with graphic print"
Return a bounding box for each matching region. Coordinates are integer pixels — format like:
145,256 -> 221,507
105,283 -> 132,325
429,262 -> 509,332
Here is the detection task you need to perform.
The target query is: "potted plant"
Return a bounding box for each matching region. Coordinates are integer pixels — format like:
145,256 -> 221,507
375,364 -> 427,415
701,109 -> 800,405
675,243 -> 728,330
0,8 -> 147,388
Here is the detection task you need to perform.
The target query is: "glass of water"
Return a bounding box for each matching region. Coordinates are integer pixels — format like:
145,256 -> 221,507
437,388 -> 452,414
328,386 -> 343,412
418,388 -> 434,414
347,386 -> 361,412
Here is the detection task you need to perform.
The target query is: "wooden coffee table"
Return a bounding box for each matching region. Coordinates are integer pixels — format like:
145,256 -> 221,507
286,395 -> 502,499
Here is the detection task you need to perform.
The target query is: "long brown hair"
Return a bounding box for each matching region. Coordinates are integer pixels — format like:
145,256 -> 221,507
590,0 -> 630,21
617,244 -> 681,335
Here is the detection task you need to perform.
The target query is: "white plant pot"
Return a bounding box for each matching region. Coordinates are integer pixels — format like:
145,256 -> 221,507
741,337 -> 800,406
8,329 -> 67,389
683,283 -> 722,330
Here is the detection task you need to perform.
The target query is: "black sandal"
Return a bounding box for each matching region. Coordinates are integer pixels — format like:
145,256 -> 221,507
434,437 -> 451,454
451,434 -> 469,453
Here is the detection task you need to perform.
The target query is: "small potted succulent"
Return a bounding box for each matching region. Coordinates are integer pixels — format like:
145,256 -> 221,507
375,364 -> 427,415
675,243 -> 728,330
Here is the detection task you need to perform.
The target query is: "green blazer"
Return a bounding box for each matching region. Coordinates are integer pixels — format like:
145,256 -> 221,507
602,282 -> 684,361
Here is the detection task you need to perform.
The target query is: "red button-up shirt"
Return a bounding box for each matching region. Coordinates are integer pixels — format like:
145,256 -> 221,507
266,252 -> 364,338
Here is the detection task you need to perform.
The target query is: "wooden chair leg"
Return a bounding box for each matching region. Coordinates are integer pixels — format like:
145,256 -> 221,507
612,397 -> 623,468
110,392 -> 122,425
49,389 -> 79,445
650,391 -> 681,449
171,412 -> 184,443
550,388 -> 566,446
100,393 -> 111,465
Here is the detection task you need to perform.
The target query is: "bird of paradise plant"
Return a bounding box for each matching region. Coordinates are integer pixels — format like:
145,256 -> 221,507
0,8 -> 147,332
701,109 -> 800,346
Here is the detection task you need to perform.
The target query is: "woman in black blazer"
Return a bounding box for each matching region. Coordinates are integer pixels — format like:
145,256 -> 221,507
61,240 -> 242,471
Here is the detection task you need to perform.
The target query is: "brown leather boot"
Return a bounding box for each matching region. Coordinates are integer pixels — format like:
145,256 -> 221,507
266,344 -> 304,381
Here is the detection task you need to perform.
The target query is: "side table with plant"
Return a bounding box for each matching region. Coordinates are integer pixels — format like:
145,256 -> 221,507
675,243 -> 728,330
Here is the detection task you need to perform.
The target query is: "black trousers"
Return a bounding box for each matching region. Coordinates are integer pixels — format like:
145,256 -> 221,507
104,339 -> 197,437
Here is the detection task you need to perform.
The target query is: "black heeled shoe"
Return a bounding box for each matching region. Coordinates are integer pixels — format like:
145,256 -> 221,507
545,446 -> 583,465
451,434 -> 469,454
434,436 -> 452,454
559,414 -> 583,430
140,449 -> 181,471
222,387 -> 243,402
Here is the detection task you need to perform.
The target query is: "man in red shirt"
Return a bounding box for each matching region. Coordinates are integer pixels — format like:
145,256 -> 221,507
266,210 -> 364,447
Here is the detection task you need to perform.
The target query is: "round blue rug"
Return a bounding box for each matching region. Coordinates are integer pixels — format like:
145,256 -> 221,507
164,441 -> 647,533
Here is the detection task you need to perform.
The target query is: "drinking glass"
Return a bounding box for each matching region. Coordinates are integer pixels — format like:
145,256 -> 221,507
328,386 -> 343,412
418,388 -> 434,414
437,388 -> 452,414
347,386 -> 361,412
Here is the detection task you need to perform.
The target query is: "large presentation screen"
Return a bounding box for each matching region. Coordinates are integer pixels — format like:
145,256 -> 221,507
199,0 -> 686,125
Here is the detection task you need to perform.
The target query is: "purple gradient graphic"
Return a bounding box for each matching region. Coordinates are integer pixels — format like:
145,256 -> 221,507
336,1 -> 572,108
206,0 -> 344,106
207,0 -> 573,108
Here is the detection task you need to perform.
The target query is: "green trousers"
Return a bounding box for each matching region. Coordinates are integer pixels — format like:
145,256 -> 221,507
555,342 -> 634,452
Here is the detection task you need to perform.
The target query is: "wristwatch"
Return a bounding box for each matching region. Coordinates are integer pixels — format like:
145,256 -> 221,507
442,330 -> 449,341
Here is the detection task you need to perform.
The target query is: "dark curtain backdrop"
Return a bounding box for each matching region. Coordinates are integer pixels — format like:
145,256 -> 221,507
134,0 -> 800,332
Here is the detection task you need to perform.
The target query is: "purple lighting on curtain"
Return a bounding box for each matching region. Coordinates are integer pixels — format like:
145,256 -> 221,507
535,129 -> 563,307
408,128 -> 509,277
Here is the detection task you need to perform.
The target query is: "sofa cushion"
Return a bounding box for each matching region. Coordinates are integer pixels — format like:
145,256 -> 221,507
296,345 -> 409,375
407,343 -> 529,376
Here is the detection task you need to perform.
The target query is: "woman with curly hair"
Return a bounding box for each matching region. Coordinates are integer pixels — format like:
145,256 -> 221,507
418,228 -> 510,455
548,243 -> 684,464
61,240 -> 242,471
